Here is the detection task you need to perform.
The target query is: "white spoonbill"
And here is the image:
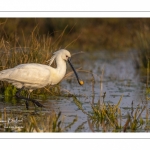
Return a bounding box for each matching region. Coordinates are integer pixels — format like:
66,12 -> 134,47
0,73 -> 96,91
0,49 -> 83,109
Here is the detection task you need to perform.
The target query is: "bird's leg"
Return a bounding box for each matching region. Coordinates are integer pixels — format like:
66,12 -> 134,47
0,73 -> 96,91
27,92 -> 30,99
25,91 -> 29,110
16,87 -> 25,98
27,91 -> 44,108
25,100 -> 29,110
15,87 -> 44,109
27,91 -> 36,108
25,91 -> 31,110
16,87 -> 29,109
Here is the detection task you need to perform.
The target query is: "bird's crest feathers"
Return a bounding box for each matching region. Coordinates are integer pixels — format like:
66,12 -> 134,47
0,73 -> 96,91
47,49 -> 69,66
48,54 -> 56,65
46,50 -> 60,66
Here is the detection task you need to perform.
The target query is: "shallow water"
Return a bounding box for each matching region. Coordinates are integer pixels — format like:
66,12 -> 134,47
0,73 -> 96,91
0,49 -> 149,132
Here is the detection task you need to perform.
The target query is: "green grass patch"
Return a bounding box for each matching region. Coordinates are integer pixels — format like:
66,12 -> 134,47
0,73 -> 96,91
72,95 -> 149,132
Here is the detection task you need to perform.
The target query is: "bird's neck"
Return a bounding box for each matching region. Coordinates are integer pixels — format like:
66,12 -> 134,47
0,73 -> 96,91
55,56 -> 67,76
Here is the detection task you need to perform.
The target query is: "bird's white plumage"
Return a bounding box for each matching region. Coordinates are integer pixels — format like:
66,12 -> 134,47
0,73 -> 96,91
0,49 -> 72,92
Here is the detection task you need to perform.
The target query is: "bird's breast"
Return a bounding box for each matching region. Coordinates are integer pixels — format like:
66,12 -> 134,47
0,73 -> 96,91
48,68 -> 66,85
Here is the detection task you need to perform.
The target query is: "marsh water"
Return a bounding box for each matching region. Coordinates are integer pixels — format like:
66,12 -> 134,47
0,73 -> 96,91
0,49 -> 149,132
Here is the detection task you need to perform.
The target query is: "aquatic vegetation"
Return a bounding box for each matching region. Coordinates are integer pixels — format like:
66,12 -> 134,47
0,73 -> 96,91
72,94 -> 149,132
0,108 -> 77,132
88,96 -> 123,131
4,85 -> 17,97
23,111 -> 63,132
123,105 -> 146,132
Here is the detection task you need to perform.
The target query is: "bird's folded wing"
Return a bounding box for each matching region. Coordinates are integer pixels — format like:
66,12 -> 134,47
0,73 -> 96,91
0,64 -> 51,85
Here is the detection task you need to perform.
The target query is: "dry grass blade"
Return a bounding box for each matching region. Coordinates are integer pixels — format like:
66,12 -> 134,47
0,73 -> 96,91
137,106 -> 146,120
115,95 -> 123,108
64,116 -> 78,130
73,96 -> 87,115
87,119 -> 95,132
71,51 -> 85,57
64,33 -> 82,49
123,114 -> 130,132
30,116 -> 40,132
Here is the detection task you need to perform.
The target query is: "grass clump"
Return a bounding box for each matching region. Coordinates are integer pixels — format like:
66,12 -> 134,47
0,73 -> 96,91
136,27 -> 150,69
88,96 -> 123,131
4,85 -> 17,97
134,25 -> 150,84
0,108 -> 78,132
72,94 -> 148,132
123,106 -> 146,132
23,111 -> 63,132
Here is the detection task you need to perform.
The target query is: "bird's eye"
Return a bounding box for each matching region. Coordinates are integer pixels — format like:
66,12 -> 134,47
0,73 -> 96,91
66,55 -> 68,58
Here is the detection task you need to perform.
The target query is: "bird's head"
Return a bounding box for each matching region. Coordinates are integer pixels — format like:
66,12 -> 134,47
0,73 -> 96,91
48,49 -> 71,65
48,49 -> 84,86
61,50 -> 71,61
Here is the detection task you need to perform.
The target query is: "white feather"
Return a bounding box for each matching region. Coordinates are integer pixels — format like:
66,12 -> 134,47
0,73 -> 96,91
47,50 -> 63,66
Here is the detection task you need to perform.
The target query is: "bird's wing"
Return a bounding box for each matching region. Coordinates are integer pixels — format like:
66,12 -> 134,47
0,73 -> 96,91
0,64 -> 51,85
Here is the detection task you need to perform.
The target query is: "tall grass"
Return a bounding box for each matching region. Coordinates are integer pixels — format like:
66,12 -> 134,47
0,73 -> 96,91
1,30 -> 48,67
136,30 -> 150,68
135,25 -> 150,91
0,26 -> 76,99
